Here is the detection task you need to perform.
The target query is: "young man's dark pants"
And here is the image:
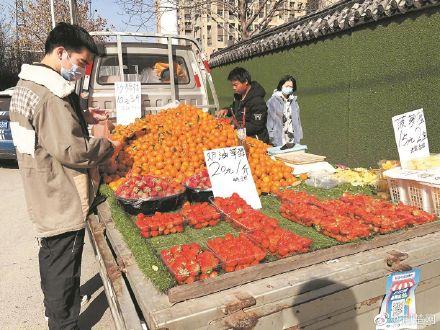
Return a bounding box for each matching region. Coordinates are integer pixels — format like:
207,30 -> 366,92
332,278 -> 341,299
39,229 -> 85,330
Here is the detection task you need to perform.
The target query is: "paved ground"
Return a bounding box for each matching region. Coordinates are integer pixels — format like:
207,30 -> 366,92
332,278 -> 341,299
0,160 -> 115,329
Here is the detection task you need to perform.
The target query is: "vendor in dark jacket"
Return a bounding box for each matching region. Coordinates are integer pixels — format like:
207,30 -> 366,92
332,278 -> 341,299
216,67 -> 270,143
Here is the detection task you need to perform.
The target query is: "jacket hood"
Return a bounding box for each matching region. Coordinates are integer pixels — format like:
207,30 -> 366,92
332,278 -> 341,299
18,64 -> 75,98
246,81 -> 266,100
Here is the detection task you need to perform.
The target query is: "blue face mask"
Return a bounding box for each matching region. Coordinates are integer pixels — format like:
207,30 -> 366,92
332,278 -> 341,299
60,51 -> 85,81
282,86 -> 294,96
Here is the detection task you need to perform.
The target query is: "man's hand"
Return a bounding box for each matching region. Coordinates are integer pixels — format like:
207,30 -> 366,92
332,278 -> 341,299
109,139 -> 122,149
105,139 -> 122,174
215,108 -> 229,118
85,107 -> 109,124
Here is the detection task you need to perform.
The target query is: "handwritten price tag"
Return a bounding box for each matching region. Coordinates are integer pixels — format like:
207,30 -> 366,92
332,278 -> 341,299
204,146 -> 262,209
115,82 -> 142,125
392,109 -> 429,168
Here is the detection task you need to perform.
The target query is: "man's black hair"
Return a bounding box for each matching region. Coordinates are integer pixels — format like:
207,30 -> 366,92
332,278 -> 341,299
45,22 -> 98,55
227,67 -> 251,84
276,75 -> 297,92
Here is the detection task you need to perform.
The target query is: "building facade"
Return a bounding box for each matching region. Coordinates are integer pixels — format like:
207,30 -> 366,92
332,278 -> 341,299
172,1 -> 308,56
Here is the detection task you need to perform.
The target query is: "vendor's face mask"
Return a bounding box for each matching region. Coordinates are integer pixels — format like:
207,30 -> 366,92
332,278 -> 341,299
60,51 -> 86,81
282,86 -> 294,95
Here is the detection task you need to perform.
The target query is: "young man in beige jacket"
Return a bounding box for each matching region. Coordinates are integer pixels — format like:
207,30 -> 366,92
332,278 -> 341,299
9,23 -> 119,329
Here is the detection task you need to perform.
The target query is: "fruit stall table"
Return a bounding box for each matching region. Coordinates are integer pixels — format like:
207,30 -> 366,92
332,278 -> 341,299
88,185 -> 440,330
89,105 -> 440,329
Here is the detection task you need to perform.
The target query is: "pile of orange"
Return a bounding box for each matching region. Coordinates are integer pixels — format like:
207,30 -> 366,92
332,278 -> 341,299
246,139 -> 298,194
104,104 -> 298,194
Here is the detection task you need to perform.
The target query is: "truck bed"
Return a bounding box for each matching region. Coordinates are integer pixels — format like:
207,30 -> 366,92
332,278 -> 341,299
88,201 -> 440,329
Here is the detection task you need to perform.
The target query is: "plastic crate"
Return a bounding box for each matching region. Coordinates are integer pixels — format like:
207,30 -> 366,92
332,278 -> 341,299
386,178 -> 439,216
426,184 -> 440,217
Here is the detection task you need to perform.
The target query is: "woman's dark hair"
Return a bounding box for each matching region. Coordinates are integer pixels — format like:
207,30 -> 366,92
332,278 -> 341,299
45,22 -> 98,55
227,67 -> 251,83
276,75 -> 297,92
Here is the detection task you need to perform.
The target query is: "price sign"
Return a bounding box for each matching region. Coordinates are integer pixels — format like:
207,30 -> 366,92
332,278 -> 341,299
204,146 -> 262,209
115,82 -> 142,125
392,109 -> 429,168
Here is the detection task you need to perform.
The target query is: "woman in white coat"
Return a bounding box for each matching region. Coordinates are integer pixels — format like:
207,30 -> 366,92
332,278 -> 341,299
266,75 -> 303,148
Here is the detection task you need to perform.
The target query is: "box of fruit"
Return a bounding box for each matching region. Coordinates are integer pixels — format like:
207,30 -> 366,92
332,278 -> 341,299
206,233 -> 267,272
115,175 -> 186,215
160,243 -> 220,285
184,170 -> 214,203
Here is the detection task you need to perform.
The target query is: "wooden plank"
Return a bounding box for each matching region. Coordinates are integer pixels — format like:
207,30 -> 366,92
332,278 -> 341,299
87,215 -> 143,330
274,152 -> 326,165
167,221 -> 440,303
96,202 -> 171,329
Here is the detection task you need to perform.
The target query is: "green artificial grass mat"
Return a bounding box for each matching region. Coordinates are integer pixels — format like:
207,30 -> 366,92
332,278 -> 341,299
99,182 -> 377,292
100,184 -> 176,292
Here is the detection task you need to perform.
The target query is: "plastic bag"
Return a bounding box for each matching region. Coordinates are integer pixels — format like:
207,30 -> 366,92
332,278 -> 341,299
305,170 -> 341,189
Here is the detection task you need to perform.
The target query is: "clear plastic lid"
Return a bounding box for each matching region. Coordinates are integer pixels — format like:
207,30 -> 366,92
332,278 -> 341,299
210,195 -> 277,231
314,215 -> 371,242
135,212 -> 185,238
115,175 -> 185,202
246,227 -> 312,258
160,243 -> 220,284
207,233 -> 266,272
181,202 -> 222,229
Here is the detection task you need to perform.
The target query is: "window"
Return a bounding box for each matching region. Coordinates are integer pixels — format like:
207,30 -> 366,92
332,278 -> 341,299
207,26 -> 212,46
217,24 -> 224,42
97,54 -> 190,85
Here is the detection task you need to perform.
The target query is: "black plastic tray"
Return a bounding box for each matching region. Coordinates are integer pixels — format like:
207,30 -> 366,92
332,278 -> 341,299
117,191 -> 187,215
185,186 -> 214,203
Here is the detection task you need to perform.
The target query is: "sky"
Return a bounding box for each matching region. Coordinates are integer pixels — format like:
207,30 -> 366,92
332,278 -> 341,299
3,0 -> 156,32
91,0 -> 156,32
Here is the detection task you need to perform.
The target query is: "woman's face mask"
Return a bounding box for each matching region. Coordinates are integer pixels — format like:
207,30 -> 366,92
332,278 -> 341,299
60,51 -> 85,81
281,86 -> 294,96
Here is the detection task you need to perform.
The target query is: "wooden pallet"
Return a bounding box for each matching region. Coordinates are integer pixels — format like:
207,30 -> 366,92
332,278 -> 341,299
275,152 -> 326,165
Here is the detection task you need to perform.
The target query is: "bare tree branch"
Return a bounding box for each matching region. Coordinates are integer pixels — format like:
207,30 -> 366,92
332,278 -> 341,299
244,0 -> 270,32
118,0 -> 296,41
13,0 -> 110,53
257,0 -> 285,31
